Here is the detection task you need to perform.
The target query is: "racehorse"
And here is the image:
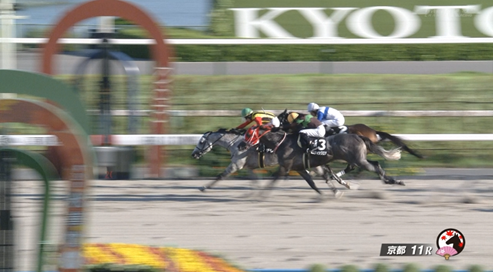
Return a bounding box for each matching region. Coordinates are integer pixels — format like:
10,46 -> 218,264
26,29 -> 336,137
191,129 -> 348,196
240,125 -> 404,197
191,128 -> 338,194
277,110 -> 423,159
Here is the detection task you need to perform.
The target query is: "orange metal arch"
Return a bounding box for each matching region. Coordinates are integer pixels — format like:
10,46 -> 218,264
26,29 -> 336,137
41,0 -> 170,73
41,0 -> 173,177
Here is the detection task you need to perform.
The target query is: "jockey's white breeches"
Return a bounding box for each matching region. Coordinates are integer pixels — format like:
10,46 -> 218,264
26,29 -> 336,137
321,117 -> 345,127
300,125 -> 325,138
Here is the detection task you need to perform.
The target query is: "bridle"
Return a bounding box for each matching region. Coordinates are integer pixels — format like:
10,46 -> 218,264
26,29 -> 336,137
194,131 -> 224,156
195,130 -> 243,156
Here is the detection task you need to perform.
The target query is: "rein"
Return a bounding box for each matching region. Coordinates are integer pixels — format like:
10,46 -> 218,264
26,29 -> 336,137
272,132 -> 287,153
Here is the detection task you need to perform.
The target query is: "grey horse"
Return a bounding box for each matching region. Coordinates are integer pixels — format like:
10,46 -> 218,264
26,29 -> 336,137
191,129 -> 344,195
240,126 -> 404,197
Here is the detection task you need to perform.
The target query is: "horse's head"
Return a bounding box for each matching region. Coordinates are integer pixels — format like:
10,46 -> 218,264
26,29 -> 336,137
192,131 -> 213,159
192,129 -> 244,158
277,109 -> 289,127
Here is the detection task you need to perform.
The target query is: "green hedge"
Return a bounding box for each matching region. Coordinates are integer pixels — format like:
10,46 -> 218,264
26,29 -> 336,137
112,26 -> 493,61
115,43 -> 493,62
171,44 -> 493,62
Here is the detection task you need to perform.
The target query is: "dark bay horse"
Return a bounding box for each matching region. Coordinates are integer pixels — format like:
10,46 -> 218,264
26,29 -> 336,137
240,125 -> 404,197
191,129 -> 336,194
277,110 -> 423,159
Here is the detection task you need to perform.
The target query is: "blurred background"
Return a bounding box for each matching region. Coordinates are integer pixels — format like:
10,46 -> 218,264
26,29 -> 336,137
2,0 -> 493,180
2,1 -> 493,272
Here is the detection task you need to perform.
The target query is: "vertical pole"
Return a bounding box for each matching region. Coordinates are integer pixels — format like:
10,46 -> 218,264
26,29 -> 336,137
0,0 -> 14,69
36,170 -> 50,272
0,0 -> 26,69
0,149 -> 14,271
100,38 -> 111,145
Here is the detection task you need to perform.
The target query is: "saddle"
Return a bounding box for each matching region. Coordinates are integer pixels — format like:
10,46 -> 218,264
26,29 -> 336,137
325,125 -> 348,136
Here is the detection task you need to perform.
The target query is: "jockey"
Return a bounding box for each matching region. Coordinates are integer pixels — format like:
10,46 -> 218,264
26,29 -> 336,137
284,112 -> 325,149
236,107 -> 278,129
307,102 -> 346,135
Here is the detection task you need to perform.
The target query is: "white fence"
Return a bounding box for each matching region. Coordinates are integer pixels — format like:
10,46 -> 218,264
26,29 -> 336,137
3,110 -> 492,146
6,38 -> 493,45
91,110 -> 493,117
2,134 -> 493,147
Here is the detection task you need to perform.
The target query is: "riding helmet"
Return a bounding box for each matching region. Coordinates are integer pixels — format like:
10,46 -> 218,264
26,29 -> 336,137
307,102 -> 319,112
241,108 -> 253,118
287,112 -> 299,123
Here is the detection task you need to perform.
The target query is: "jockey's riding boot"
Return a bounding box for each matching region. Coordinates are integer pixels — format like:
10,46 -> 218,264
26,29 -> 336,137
300,133 -> 311,152
326,127 -> 335,136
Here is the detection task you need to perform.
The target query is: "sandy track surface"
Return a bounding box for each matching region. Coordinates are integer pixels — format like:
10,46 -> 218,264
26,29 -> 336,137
14,177 -> 493,271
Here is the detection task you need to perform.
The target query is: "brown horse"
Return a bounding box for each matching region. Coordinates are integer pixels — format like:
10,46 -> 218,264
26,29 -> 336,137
277,110 -> 423,159
346,124 -> 423,159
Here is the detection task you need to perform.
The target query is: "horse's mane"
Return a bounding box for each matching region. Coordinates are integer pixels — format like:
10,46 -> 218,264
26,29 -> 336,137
216,128 -> 246,135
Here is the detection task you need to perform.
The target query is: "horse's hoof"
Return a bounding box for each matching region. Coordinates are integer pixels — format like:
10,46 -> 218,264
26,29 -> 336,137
316,194 -> 329,202
347,182 -> 360,190
334,190 -> 344,199
396,181 -> 406,186
199,186 -> 207,192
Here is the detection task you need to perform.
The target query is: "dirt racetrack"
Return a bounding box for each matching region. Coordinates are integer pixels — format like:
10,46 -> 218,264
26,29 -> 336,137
14,175 -> 493,271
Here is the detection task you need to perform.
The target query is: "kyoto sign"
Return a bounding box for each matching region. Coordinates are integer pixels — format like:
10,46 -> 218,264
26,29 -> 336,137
230,4 -> 493,39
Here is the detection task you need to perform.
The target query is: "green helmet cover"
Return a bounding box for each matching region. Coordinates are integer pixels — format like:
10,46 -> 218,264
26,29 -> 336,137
241,108 -> 253,118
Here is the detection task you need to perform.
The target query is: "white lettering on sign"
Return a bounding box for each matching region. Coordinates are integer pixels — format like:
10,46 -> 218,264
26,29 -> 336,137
475,6 -> 493,36
231,8 -> 295,38
230,5 -> 489,39
347,6 -> 420,39
415,5 -> 480,38
298,8 -> 356,39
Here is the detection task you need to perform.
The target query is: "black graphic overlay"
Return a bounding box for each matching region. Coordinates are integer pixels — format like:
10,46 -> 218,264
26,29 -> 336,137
380,244 -> 434,256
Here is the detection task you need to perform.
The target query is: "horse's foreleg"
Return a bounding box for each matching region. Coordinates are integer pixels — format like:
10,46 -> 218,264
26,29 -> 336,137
247,168 -> 261,190
321,165 -> 350,193
298,170 -> 323,195
259,167 -> 285,199
199,162 -> 242,192
334,164 -> 356,179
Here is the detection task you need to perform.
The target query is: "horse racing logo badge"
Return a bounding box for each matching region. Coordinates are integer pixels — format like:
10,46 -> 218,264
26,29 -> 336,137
436,228 -> 465,260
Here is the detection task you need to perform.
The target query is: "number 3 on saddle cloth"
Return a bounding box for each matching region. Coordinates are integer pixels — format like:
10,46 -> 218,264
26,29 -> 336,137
298,135 -> 330,156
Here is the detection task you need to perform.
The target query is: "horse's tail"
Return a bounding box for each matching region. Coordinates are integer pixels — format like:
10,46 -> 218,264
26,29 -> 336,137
375,130 -> 424,159
360,136 -> 402,161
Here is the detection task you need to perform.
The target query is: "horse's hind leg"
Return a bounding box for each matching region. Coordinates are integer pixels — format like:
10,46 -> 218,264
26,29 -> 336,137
360,160 -> 405,186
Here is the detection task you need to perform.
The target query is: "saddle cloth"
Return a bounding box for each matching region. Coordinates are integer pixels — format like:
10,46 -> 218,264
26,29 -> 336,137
297,135 -> 330,156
